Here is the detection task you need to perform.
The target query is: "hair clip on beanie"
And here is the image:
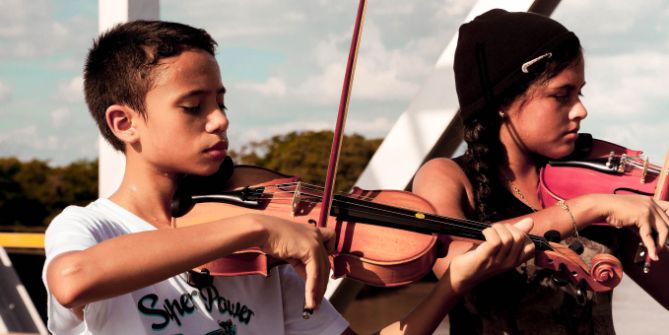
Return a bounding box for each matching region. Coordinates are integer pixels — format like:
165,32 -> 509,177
454,9 -> 580,122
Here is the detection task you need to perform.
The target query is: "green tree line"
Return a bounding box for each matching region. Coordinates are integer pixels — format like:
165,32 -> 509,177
0,158 -> 98,229
0,131 -> 381,229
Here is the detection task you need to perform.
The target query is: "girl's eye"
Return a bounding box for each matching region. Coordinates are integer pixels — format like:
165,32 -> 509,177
218,103 -> 227,111
553,95 -> 570,103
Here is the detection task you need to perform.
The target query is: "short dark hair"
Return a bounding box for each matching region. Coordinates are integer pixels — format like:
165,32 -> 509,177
84,20 -> 218,151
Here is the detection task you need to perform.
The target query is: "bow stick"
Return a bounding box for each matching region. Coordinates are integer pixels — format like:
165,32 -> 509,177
318,0 -> 368,228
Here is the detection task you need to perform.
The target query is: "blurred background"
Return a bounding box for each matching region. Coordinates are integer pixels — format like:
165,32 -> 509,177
1,0 -> 667,334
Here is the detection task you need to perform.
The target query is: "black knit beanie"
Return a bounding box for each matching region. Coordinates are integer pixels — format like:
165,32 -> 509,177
454,9 -> 580,122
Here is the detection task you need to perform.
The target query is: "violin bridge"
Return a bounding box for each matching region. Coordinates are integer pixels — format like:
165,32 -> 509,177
617,153 -> 628,173
641,155 -> 649,184
291,182 -> 302,217
606,151 -> 615,170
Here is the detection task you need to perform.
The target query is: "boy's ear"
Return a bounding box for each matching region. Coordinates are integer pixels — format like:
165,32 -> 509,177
105,104 -> 139,145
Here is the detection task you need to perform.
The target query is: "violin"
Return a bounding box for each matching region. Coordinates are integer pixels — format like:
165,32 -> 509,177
539,133 -> 669,309
170,156 -> 623,294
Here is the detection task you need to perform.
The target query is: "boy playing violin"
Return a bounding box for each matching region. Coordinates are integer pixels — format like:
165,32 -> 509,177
42,20 -> 535,334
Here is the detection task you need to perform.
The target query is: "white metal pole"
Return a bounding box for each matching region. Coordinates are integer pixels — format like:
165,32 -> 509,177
97,0 -> 159,198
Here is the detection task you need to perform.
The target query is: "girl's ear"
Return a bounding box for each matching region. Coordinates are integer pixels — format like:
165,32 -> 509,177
105,104 -> 139,145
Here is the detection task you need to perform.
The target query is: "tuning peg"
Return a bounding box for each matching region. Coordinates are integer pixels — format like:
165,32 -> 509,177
569,240 -> 584,255
544,230 -> 561,243
575,280 -> 587,306
551,264 -> 570,287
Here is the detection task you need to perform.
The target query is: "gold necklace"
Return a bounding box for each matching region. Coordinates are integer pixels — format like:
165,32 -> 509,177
504,173 -> 539,212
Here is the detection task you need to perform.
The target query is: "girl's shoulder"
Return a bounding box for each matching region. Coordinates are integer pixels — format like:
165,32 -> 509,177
414,157 -> 470,188
413,157 -> 474,214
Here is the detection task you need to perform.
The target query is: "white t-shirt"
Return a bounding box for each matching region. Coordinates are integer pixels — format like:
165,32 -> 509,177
42,198 -> 349,335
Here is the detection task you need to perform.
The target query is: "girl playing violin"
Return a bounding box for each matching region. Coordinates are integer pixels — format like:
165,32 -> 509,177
413,9 -> 669,335
42,19 -> 535,335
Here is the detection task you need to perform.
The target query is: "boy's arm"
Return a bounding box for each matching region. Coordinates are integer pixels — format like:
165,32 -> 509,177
46,213 -> 333,313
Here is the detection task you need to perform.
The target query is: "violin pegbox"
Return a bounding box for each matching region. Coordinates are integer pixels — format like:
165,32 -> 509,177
535,242 -> 623,293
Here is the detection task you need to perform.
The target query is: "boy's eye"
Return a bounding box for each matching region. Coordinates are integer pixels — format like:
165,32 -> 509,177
182,106 -> 201,114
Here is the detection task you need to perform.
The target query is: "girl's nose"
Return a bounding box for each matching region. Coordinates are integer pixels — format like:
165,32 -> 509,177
205,107 -> 229,134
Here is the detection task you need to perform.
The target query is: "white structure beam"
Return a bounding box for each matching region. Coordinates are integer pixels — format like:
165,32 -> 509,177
331,0 -> 560,310
355,0 -> 559,191
98,0 -> 160,198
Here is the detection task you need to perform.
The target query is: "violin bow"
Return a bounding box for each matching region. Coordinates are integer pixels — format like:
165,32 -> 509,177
653,149 -> 669,201
318,0 -> 367,228
645,148 -> 669,272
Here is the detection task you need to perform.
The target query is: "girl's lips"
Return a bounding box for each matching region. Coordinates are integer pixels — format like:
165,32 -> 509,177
206,140 -> 228,152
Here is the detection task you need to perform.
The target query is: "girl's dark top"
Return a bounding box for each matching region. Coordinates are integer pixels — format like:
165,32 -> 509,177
449,157 -> 616,335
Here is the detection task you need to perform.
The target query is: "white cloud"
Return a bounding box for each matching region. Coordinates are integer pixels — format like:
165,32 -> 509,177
0,0 -> 95,60
435,0 -> 475,18
238,77 -> 287,97
0,81 -> 12,102
50,107 -> 72,128
294,21 -> 429,104
0,125 -> 38,156
584,51 -> 669,118
594,121 -> 669,163
345,116 -> 394,135
56,76 -> 84,103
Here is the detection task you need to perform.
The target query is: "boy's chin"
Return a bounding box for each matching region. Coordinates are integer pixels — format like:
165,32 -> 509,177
189,161 -> 226,177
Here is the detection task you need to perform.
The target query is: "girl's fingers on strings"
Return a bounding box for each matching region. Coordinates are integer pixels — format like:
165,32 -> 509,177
651,202 -> 669,250
638,221 -> 658,261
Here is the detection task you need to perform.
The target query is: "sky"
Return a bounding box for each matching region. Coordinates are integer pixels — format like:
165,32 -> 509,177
0,0 -> 667,166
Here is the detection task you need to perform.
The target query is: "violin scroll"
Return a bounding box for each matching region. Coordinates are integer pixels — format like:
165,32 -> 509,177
535,242 -> 622,292
591,253 -> 624,287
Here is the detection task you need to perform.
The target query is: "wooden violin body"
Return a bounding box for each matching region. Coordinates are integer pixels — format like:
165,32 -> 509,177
171,158 -> 622,292
539,134 -> 669,309
173,163 -> 442,287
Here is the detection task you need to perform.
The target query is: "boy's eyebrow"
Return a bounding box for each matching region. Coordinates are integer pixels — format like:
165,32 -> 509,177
177,86 -> 227,100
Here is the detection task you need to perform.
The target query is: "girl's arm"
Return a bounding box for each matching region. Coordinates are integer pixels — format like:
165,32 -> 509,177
413,158 -> 669,263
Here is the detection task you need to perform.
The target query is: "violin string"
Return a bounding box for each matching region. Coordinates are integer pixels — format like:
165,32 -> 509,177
255,182 -> 378,202
245,185 -> 551,244
243,187 -> 489,232
259,197 -> 491,237
257,195 -> 551,247
213,181 -> 547,245
600,154 -> 661,173
250,181 -> 468,217
250,185 -> 494,230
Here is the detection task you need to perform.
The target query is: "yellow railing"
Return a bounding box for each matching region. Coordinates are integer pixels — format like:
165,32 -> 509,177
0,232 -> 45,249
